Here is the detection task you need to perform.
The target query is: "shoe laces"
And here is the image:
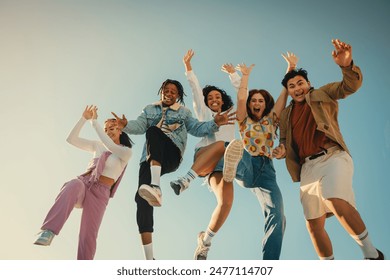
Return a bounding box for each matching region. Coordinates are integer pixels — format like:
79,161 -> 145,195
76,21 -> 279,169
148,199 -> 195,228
196,243 -> 210,257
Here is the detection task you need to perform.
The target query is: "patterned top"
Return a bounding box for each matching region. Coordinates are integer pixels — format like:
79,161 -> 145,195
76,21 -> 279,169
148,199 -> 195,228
239,113 -> 278,158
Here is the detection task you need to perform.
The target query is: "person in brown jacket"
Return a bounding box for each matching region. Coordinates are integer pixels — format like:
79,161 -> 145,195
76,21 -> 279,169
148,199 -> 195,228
273,39 -> 384,260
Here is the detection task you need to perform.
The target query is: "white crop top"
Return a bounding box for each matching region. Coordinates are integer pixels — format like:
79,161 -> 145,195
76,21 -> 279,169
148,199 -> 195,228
66,117 -> 132,180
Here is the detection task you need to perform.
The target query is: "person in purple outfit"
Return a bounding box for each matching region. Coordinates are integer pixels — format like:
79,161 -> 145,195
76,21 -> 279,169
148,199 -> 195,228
34,105 -> 133,260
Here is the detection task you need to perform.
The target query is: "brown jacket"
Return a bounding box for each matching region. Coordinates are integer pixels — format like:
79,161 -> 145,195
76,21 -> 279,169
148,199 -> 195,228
279,63 -> 363,182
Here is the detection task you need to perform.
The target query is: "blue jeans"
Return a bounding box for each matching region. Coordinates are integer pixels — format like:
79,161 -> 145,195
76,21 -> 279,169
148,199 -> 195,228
235,150 -> 286,260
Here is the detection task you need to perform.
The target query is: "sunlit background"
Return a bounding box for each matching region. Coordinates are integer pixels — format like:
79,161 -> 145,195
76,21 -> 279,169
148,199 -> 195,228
0,0 -> 389,261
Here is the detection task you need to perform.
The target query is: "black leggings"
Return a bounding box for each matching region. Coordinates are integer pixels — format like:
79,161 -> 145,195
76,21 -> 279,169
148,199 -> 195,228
135,126 -> 181,233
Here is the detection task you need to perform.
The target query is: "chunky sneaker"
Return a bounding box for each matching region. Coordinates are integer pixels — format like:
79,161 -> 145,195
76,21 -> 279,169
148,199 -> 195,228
34,229 -> 55,246
170,177 -> 190,195
223,139 -> 244,182
138,184 -> 162,207
365,249 -> 385,260
193,231 -> 211,260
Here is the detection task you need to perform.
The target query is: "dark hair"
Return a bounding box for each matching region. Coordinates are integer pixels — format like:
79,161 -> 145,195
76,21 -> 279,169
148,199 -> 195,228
119,132 -> 133,148
202,85 -> 234,112
105,118 -> 134,148
158,79 -> 186,105
281,68 -> 309,88
246,89 -> 274,120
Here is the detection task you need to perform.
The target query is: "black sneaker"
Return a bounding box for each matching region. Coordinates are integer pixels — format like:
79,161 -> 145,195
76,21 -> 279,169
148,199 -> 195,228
365,249 -> 385,260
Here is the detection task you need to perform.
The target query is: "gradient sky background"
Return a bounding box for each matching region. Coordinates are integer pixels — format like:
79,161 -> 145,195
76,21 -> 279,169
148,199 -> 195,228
0,0 -> 389,261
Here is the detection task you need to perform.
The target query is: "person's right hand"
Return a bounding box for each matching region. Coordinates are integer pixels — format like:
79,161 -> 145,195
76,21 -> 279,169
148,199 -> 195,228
282,52 -> 299,73
111,112 -> 128,130
83,105 -> 96,120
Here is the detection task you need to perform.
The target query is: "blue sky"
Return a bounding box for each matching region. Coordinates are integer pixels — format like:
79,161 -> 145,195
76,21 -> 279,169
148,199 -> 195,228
0,0 -> 389,262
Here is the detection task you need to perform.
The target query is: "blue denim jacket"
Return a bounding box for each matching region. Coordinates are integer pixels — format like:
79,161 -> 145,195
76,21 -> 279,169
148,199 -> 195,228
123,101 -> 219,163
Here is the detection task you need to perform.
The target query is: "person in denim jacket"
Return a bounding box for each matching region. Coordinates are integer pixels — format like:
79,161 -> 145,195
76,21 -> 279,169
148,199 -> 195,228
273,39 -> 383,260
113,79 -> 235,260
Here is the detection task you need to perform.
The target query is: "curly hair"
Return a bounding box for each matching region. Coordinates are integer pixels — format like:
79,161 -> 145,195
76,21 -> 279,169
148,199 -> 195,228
202,85 -> 234,112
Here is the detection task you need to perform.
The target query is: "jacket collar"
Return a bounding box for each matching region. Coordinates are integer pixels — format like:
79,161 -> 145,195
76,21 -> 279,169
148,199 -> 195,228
152,100 -> 181,111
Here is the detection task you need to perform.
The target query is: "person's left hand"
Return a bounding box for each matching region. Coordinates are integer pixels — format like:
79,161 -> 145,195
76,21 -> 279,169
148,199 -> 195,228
213,106 -> 236,126
331,39 -> 352,67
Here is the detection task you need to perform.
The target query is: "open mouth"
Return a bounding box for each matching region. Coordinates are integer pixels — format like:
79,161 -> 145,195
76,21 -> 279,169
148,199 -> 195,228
254,108 -> 261,113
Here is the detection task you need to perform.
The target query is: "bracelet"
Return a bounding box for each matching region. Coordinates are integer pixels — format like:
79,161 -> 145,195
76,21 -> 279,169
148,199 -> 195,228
239,87 -> 248,90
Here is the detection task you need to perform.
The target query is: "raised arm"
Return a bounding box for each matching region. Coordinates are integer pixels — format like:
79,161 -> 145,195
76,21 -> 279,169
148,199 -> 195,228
222,63 -> 241,92
331,39 -> 352,67
112,109 -> 148,135
66,105 -> 98,153
272,52 -> 299,118
88,106 -> 131,162
91,120 -> 132,163
235,63 -> 255,122
183,49 -> 210,121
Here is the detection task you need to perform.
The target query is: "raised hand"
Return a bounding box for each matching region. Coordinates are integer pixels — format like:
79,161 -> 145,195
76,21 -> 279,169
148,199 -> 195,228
214,106 -> 236,126
282,51 -> 299,73
221,63 -> 236,74
235,63 -> 255,76
83,105 -> 97,120
331,39 -> 352,67
183,49 -> 195,71
111,112 -> 128,130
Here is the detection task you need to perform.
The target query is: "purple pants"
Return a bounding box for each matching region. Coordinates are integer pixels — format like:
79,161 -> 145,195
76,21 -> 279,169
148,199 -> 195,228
41,175 -> 110,260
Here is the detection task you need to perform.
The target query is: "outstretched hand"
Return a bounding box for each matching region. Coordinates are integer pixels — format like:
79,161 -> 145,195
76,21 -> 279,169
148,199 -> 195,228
214,106 -> 237,127
111,112 -> 128,130
83,105 -> 98,120
221,63 -> 236,74
331,39 -> 352,67
282,52 -> 299,73
235,63 -> 255,76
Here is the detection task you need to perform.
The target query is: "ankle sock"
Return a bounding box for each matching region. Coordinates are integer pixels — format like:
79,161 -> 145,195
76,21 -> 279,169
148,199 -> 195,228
150,165 -> 161,186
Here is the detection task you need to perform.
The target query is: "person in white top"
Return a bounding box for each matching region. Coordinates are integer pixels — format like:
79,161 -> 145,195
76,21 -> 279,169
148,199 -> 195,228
170,50 -> 242,260
34,105 -> 133,260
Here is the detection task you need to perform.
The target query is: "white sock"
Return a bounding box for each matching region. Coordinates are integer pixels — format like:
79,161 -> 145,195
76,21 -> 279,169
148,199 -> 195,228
143,243 -> 154,260
150,165 -> 161,187
203,228 -> 216,245
319,255 -> 334,260
183,169 -> 198,183
351,229 -> 378,259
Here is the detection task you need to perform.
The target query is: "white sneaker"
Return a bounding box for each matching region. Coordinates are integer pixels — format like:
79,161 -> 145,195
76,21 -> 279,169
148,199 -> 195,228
193,231 -> 211,260
138,184 -> 162,207
170,177 -> 190,195
223,139 -> 244,182
34,229 -> 55,246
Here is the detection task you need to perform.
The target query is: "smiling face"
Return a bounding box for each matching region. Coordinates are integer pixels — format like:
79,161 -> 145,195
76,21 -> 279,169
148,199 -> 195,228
248,92 -> 266,121
161,83 -> 179,107
286,75 -> 311,103
104,119 -> 121,144
206,90 -> 224,112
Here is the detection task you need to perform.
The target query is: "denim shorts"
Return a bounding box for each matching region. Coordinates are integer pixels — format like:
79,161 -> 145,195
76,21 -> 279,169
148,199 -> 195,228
193,142 -> 229,177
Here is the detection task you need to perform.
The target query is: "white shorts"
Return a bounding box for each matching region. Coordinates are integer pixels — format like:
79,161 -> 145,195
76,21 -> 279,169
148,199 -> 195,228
300,148 -> 356,220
